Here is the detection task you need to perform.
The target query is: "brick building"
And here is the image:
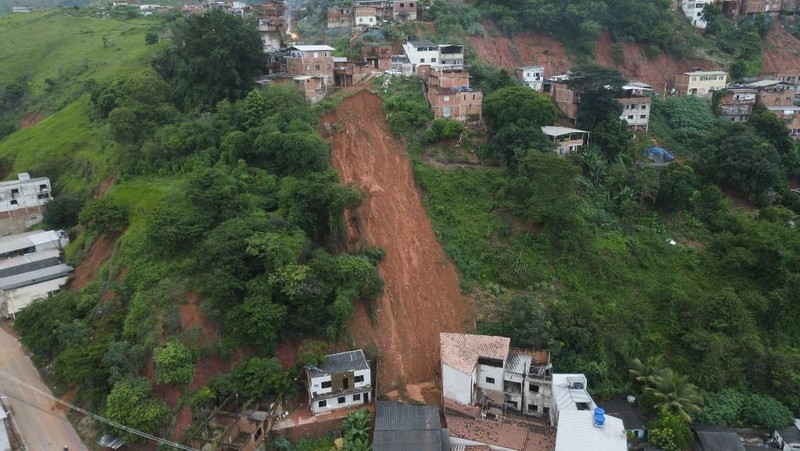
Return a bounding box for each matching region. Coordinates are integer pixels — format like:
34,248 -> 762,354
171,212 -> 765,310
361,45 -> 392,71
286,45 -> 335,103
327,7 -> 354,28
425,68 -> 482,121
392,0 -> 416,21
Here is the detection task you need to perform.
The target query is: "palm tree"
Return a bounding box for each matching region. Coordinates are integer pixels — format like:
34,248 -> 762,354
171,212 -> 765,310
629,355 -> 670,388
343,409 -> 371,449
646,369 -> 703,422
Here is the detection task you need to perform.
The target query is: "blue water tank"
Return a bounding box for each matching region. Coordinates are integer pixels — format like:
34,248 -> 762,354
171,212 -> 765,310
594,407 -> 606,428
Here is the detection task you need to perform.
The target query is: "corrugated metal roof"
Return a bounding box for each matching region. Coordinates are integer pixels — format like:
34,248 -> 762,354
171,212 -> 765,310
290,45 -> 336,51
552,374 -> 595,417
0,264 -> 73,291
746,79 -> 785,88
541,126 -> 589,137
692,425 -> 746,451
505,353 -> 532,374
554,410 -> 627,451
373,430 -> 445,451
375,401 -> 441,431
307,349 -> 369,378
0,230 -> 63,255
684,70 -> 728,76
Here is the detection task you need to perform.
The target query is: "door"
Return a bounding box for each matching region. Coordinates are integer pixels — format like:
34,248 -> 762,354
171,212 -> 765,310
343,377 -> 350,390
364,393 -> 369,403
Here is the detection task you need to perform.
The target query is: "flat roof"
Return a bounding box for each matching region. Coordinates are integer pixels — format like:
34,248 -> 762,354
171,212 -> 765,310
552,374 -> 594,416
684,70 -> 728,76
440,333 -> 510,375
289,45 -> 335,52
0,230 -> 64,256
541,126 -> 589,137
777,420 -> 800,444
408,39 -> 437,48
597,399 -> 646,431
746,79 -> 790,88
0,175 -> 49,187
554,410 -> 627,451
307,349 -> 369,378
692,425 -> 746,451
767,106 -> 800,111
0,263 -> 73,291
518,65 -> 544,70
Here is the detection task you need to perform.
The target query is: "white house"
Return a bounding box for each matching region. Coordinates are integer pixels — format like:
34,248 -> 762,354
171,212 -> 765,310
541,126 -> 589,156
774,419 -> 800,451
354,6 -> 377,27
305,350 -> 371,415
401,40 -> 464,73
618,82 -> 653,132
681,0 -> 714,29
0,173 -> 52,235
554,410 -> 627,451
440,333 -> 553,418
517,66 -> 545,91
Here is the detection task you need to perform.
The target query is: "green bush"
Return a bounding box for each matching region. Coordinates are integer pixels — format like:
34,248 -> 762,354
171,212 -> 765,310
153,340 -> 195,387
78,197 -> 128,235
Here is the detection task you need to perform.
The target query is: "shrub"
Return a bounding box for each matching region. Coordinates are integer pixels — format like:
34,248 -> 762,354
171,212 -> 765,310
78,197 -> 128,235
153,341 -> 195,387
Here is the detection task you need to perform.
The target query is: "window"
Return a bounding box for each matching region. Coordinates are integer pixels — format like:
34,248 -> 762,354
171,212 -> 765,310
431,58 -> 436,63
640,115 -> 647,119
530,384 -> 540,393
338,396 -> 346,404
10,200 -> 17,205
507,400 -> 518,408
353,393 -> 362,401
321,381 -> 332,389
400,2 -> 404,6
543,407 -> 550,416
315,64 -> 320,70
355,375 -> 364,383
420,58 -> 425,63
39,184 -> 47,190
485,377 -> 495,384
444,96 -> 450,101
313,52 -> 319,58
528,404 -> 539,413
10,188 -> 18,194
641,104 -> 647,109
319,400 -> 327,408
627,115 -> 634,120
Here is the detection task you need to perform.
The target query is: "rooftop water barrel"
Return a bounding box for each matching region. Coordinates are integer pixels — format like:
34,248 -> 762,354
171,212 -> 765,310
594,407 -> 605,428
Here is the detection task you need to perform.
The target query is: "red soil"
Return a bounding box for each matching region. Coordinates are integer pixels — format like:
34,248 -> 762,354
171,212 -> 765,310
322,91 -> 472,403
70,233 -> 119,291
19,112 -> 43,129
763,22 -> 800,75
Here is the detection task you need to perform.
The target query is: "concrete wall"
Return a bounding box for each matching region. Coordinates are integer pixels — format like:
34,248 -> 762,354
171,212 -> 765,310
443,363 -> 473,404
1,276 -> 69,318
476,363 -> 505,402
310,391 -> 369,414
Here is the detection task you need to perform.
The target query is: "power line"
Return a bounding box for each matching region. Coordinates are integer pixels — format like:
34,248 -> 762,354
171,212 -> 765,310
0,369 -> 196,451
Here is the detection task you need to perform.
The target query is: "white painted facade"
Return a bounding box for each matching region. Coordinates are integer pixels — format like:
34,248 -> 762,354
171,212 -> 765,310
355,8 -> 377,26
306,350 -> 372,415
402,41 -> 464,73
476,362 -> 505,402
681,0 -> 714,29
519,66 -> 545,91
0,276 -> 71,319
443,363 -> 473,405
0,174 -> 52,234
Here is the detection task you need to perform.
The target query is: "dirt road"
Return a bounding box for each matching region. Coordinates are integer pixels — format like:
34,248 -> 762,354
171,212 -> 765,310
0,326 -> 86,450
323,91 -> 472,403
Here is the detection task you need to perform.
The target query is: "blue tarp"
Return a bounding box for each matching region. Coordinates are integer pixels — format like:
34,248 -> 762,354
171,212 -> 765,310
644,146 -> 675,163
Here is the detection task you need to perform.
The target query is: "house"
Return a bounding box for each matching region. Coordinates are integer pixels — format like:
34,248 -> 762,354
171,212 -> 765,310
767,105 -> 800,134
718,88 -> 757,122
355,6 -> 378,27
187,395 -> 279,451
0,173 -> 52,235
327,7 -> 354,28
692,424 -> 746,451
362,45 -> 392,71
305,350 -> 371,415
373,401 -> 449,451
740,0 -> 783,16
554,409 -> 627,451
745,79 -> 800,107
392,0 -> 417,21
425,68 -> 483,122
334,58 -> 372,86
773,419 -> 800,450
681,0 -> 714,28
618,82 -> 653,131
548,75 -> 579,123
285,45 -> 335,103
401,40 -> 464,74
516,66 -> 545,91
354,0 -> 392,21
439,333 -> 553,418
541,126 -> 589,156
446,415 -> 535,451
676,70 -> 728,97
0,230 -> 72,318
598,399 -> 647,441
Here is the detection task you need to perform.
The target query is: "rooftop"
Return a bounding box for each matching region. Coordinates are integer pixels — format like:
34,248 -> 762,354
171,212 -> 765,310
408,39 -> 437,48
447,415 -> 528,451
307,349 -> 369,378
444,398 -> 481,419
746,79 -> 790,88
440,333 -> 511,375
552,374 -> 594,416
597,399 -> 646,431
289,45 -> 336,52
684,70 -> 728,76
374,402 -> 446,451
541,126 -> 589,137
767,105 -> 800,112
692,424 -> 746,451
518,65 -> 544,71
554,410 -> 627,451
0,230 -> 66,256
0,173 -> 49,187
0,263 -> 73,291
777,420 -> 800,444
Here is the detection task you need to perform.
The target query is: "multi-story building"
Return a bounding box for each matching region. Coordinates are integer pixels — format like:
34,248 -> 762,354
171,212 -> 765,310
746,79 -> 800,106
354,0 -> 392,21
618,82 -> 653,131
516,66 -> 545,91
425,68 -> 483,121
361,45 -> 392,71
740,0 -> 783,16
676,70 -> 728,97
392,0 -> 416,21
718,87 -> 757,122
681,0 -> 714,28
549,75 -> 579,123
0,173 -> 52,235
305,350 -> 372,415
286,45 -> 335,103
354,6 -> 378,27
327,7 -> 354,28
767,105 -> 800,134
541,126 -> 590,156
401,40 -> 464,74
551,374 -> 627,451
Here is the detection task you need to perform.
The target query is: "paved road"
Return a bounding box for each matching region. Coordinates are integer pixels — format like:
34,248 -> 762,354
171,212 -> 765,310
0,325 -> 86,451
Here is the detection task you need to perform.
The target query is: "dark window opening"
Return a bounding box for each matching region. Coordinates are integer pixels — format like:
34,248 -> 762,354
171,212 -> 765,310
321,381 -> 332,389
338,396 -> 346,404
10,200 -> 17,205
530,385 -> 540,393
353,393 -> 361,401
485,377 -> 495,384
355,375 -> 364,383
319,400 -> 327,407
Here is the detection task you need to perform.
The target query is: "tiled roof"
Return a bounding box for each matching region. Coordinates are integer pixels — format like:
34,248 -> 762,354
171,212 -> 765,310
446,415 -> 528,451
307,349 -> 369,378
375,401 -> 442,431
444,398 -> 480,419
440,333 -> 510,374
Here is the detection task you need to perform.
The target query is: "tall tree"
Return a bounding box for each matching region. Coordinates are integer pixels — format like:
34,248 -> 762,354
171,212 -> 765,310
568,64 -> 626,130
154,10 -> 265,109
646,370 -> 703,422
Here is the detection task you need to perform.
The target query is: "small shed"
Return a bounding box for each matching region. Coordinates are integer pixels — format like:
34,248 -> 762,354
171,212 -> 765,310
692,424 -> 746,451
373,401 -> 448,451
598,399 -> 647,440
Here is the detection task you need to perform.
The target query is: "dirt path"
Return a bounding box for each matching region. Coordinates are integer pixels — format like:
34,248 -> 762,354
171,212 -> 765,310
322,91 -> 472,403
0,326 -> 86,450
